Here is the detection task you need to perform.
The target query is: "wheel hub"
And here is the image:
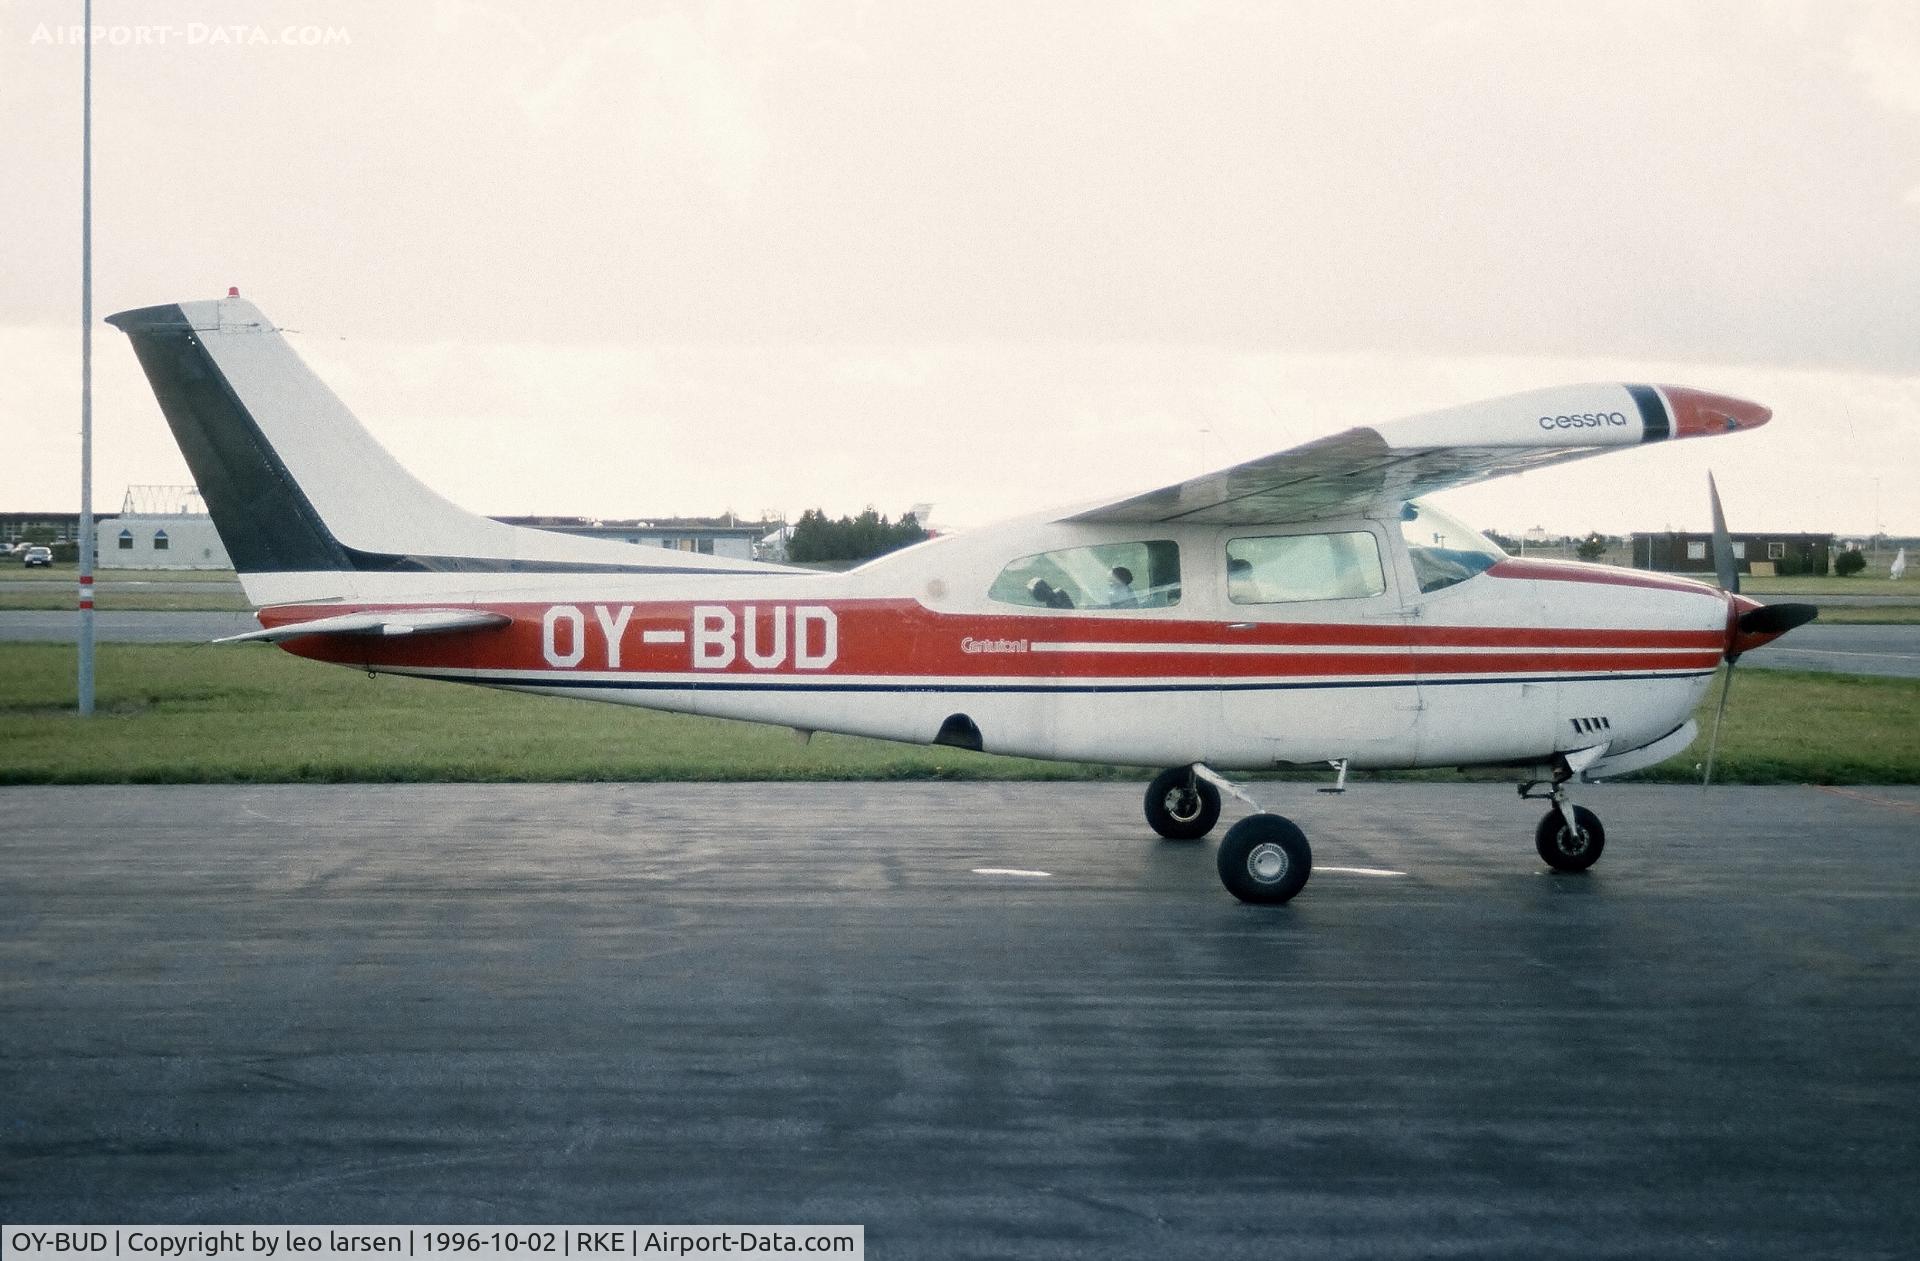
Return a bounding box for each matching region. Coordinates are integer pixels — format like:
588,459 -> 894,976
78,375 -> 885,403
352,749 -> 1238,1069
1165,789 -> 1200,822
1247,842 -> 1290,884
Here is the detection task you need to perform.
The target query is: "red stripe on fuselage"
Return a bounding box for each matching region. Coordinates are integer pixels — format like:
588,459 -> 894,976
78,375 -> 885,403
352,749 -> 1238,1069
263,598 -> 1723,682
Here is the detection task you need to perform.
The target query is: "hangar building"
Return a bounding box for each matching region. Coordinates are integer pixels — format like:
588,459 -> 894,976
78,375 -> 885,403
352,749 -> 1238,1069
1631,531 -> 1834,578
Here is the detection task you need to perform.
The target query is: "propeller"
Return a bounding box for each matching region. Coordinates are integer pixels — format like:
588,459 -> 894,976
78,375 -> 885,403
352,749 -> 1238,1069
1699,473 -> 1819,786
1708,471 -> 1739,595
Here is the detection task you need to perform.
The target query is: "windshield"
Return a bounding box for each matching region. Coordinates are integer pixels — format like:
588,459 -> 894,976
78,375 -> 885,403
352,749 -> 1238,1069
1397,500 -> 1506,593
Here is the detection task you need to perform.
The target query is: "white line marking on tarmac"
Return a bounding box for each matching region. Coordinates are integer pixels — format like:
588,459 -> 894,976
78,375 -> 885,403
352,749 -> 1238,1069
972,867 -> 1052,878
1772,647 -> 1918,660
1319,866 -> 1408,877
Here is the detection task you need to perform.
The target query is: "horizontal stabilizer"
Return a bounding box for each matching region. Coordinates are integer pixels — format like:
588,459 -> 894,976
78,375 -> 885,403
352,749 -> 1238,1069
215,609 -> 511,644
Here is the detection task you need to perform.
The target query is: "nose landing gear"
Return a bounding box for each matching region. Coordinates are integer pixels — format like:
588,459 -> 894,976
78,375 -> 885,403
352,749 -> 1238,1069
1519,755 -> 1607,873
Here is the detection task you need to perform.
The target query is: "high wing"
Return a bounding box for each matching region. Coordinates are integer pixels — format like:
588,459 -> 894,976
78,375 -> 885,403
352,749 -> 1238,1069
1065,383 -> 1770,526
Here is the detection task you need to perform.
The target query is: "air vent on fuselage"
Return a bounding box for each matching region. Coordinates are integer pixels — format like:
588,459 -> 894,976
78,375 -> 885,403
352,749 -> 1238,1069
1570,716 -> 1613,737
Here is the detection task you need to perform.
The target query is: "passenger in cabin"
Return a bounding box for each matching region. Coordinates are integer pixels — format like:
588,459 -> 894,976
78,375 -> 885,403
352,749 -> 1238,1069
1027,577 -> 1074,609
1226,556 -> 1255,601
1106,566 -> 1137,608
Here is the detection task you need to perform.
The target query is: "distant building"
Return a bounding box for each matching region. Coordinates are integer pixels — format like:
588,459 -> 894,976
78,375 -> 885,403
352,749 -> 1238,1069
10,495 -> 791,567
1631,531 -> 1833,578
1,511 -> 109,548
109,485 -> 231,569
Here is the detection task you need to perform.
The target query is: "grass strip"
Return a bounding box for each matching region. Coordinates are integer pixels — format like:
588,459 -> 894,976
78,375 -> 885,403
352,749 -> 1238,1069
0,567 -> 238,583
1802,606 -> 1920,625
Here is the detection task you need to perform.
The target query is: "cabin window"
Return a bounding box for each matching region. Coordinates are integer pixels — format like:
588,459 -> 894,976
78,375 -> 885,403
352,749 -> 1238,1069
1227,531 -> 1385,604
989,540 -> 1181,610
117,529 -> 133,550
152,529 -> 170,552
1397,501 -> 1504,593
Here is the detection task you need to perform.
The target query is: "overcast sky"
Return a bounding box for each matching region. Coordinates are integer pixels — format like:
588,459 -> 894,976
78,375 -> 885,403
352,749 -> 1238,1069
4,0 -> 1917,535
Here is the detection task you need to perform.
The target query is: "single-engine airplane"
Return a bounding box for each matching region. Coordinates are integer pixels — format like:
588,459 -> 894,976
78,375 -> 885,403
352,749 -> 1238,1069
108,294 -> 1817,904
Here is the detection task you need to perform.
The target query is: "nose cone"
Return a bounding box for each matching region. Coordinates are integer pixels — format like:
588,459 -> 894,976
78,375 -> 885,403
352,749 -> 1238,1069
1660,386 -> 1772,439
1726,593 -> 1819,658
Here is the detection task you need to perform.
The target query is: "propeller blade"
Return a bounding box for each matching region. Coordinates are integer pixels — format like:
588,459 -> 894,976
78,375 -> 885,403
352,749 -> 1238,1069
1701,660 -> 1736,788
1708,471 -> 1739,595
1737,602 -> 1819,637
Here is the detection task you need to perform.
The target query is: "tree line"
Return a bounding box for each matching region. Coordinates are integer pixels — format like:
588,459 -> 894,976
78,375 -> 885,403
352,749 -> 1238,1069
786,508 -> 927,564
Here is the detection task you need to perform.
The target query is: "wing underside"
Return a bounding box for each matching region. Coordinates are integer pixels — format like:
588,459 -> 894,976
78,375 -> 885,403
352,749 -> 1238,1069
1066,382 -> 1769,527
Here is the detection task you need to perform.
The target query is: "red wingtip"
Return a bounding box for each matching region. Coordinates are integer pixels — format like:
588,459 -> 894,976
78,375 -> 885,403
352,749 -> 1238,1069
1660,386 -> 1771,439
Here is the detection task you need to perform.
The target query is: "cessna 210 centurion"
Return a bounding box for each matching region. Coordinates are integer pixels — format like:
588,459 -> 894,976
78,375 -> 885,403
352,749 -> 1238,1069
108,293 -> 1816,904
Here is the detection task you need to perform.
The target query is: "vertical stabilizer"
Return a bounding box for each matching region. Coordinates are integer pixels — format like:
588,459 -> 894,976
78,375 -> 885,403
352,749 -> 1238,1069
107,295 -> 786,602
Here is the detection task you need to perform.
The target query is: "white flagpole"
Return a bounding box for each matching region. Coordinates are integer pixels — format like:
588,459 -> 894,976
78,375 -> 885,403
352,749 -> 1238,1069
78,0 -> 96,716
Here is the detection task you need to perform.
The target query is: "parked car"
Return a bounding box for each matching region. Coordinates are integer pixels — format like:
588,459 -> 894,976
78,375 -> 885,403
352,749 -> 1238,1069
22,545 -> 53,568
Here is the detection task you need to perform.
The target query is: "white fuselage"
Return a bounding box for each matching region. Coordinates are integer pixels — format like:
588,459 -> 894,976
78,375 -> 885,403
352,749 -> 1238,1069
264,514 -> 1727,773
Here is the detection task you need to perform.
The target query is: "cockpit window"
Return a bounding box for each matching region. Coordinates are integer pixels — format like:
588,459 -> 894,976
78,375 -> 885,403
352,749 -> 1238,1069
989,540 -> 1181,610
1226,531 -> 1386,604
1398,500 -> 1506,593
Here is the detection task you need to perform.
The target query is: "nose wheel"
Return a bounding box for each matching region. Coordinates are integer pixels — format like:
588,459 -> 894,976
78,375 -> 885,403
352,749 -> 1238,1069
1535,804 -> 1605,872
1520,760 -> 1608,874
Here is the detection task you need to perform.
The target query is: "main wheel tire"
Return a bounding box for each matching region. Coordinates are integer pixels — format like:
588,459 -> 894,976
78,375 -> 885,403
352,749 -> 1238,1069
1217,813 -> 1312,904
1144,767 -> 1222,840
1535,805 -> 1605,872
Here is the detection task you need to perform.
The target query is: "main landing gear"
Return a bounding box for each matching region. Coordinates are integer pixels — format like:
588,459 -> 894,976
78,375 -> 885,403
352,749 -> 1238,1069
1216,812 -> 1313,904
1145,764 -> 1313,905
1146,755 -> 1610,904
1143,766 -> 1221,840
